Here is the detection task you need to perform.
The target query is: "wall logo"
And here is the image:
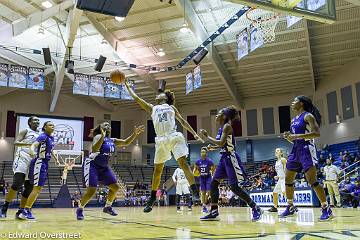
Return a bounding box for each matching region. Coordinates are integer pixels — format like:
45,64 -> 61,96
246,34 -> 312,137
53,124 -> 75,150
250,189 -> 313,206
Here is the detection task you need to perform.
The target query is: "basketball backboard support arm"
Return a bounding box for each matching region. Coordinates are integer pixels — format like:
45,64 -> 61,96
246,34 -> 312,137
224,0 -> 336,23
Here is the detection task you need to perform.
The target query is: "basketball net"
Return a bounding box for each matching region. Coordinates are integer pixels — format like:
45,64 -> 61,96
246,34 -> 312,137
246,8 -> 280,43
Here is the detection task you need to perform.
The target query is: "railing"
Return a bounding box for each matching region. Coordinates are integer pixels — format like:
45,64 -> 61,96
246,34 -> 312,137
340,160 -> 360,180
46,172 -> 53,205
343,166 -> 360,180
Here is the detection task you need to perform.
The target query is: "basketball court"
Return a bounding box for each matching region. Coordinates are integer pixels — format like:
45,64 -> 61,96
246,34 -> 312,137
1,0 -> 360,239
0,207 -> 359,239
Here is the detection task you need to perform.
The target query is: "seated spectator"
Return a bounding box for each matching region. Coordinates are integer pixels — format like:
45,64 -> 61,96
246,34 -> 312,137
226,188 -> 234,206
97,188 -> 107,205
133,180 -> 140,190
71,191 -> 81,208
339,177 -> 355,207
351,181 -> 360,208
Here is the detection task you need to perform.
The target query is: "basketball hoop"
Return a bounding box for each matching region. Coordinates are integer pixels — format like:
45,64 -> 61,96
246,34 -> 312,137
53,150 -> 83,185
246,8 -> 280,43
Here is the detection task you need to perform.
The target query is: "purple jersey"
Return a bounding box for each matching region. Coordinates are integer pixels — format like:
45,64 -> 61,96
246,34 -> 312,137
36,133 -> 55,161
216,127 -> 236,153
195,158 -> 214,176
93,137 -> 115,167
290,111 -> 312,145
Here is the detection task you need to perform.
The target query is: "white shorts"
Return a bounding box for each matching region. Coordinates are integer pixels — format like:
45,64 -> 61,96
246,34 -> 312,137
154,132 -> 188,164
273,178 -> 286,194
13,150 -> 32,176
176,183 -> 190,195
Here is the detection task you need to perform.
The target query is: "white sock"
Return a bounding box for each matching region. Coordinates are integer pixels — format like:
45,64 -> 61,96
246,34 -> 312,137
105,201 -> 112,208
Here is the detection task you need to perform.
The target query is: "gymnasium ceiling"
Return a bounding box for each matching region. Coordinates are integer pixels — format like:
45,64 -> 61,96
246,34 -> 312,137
0,0 -> 359,111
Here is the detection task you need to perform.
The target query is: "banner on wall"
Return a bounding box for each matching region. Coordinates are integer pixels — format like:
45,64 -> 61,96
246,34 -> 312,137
193,65 -> 202,90
250,26 -> 264,52
105,77 -> 121,99
8,65 -> 27,88
121,80 -> 134,100
0,63 -> 8,87
250,188 -> 316,206
73,73 -> 90,95
89,75 -> 105,97
17,115 -> 84,151
287,1 -> 305,27
27,67 -> 45,90
237,28 -> 249,60
185,72 -> 193,94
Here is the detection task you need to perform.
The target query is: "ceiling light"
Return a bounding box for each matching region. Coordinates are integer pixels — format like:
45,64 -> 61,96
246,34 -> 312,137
157,48 -> 166,57
41,1 -> 53,9
115,16 -> 125,22
180,23 -> 190,34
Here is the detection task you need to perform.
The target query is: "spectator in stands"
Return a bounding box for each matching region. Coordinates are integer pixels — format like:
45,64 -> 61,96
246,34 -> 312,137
71,191 -> 81,208
351,180 -> 360,208
97,188 -> 107,205
0,179 -> 5,196
339,177 -> 355,207
140,195 -> 147,206
133,180 -> 140,190
318,154 -> 326,167
336,152 -> 343,164
226,188 -> 234,206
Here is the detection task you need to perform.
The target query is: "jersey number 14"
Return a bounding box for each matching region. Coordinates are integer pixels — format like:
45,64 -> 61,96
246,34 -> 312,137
158,113 -> 168,122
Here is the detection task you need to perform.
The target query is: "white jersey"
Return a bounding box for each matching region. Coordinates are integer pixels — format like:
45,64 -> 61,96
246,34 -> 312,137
172,168 -> 189,185
275,158 -> 286,179
151,104 -> 177,137
16,128 -> 40,155
13,128 -> 40,175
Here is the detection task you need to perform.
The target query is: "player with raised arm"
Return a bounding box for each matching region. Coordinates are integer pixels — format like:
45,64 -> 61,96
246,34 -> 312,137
0,116 -> 40,219
124,79 -> 202,213
280,96 -> 332,221
200,106 -> 262,221
76,122 -> 144,220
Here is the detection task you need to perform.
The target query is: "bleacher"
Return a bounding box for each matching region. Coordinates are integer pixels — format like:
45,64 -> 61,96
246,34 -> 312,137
327,140 -> 359,159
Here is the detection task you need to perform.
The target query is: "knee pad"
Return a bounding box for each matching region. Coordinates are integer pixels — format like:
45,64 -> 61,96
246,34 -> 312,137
11,173 -> 26,191
311,181 -> 320,188
22,180 -> 33,198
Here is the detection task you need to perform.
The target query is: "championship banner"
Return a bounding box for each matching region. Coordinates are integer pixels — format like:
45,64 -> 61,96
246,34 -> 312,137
237,28 -> 249,60
193,65 -> 202,90
287,1 -> 305,28
8,65 -> 27,88
250,25 -> 264,52
27,67 -> 45,90
89,75 -> 105,97
250,188 -> 318,207
185,72 -> 193,94
121,80 -> 134,100
73,73 -> 89,95
0,63 -> 8,87
105,77 -> 121,99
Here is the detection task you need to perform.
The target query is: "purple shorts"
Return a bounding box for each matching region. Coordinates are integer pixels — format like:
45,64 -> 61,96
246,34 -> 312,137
286,142 -> 317,173
29,158 -> 48,187
213,152 -> 246,185
199,175 -> 212,191
84,160 -> 117,187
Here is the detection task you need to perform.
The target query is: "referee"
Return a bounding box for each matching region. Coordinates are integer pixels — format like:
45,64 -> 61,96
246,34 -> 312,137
323,159 -> 342,207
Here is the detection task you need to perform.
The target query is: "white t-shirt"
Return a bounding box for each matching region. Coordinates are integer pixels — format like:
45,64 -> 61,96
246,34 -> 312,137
324,165 -> 341,181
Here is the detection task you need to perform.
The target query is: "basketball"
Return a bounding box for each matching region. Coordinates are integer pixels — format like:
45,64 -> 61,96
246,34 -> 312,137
110,70 -> 126,84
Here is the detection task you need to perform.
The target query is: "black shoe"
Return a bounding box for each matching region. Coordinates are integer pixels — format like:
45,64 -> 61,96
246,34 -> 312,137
0,204 -> 8,218
143,198 -> 156,213
15,209 -> 23,220
268,206 -> 278,212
